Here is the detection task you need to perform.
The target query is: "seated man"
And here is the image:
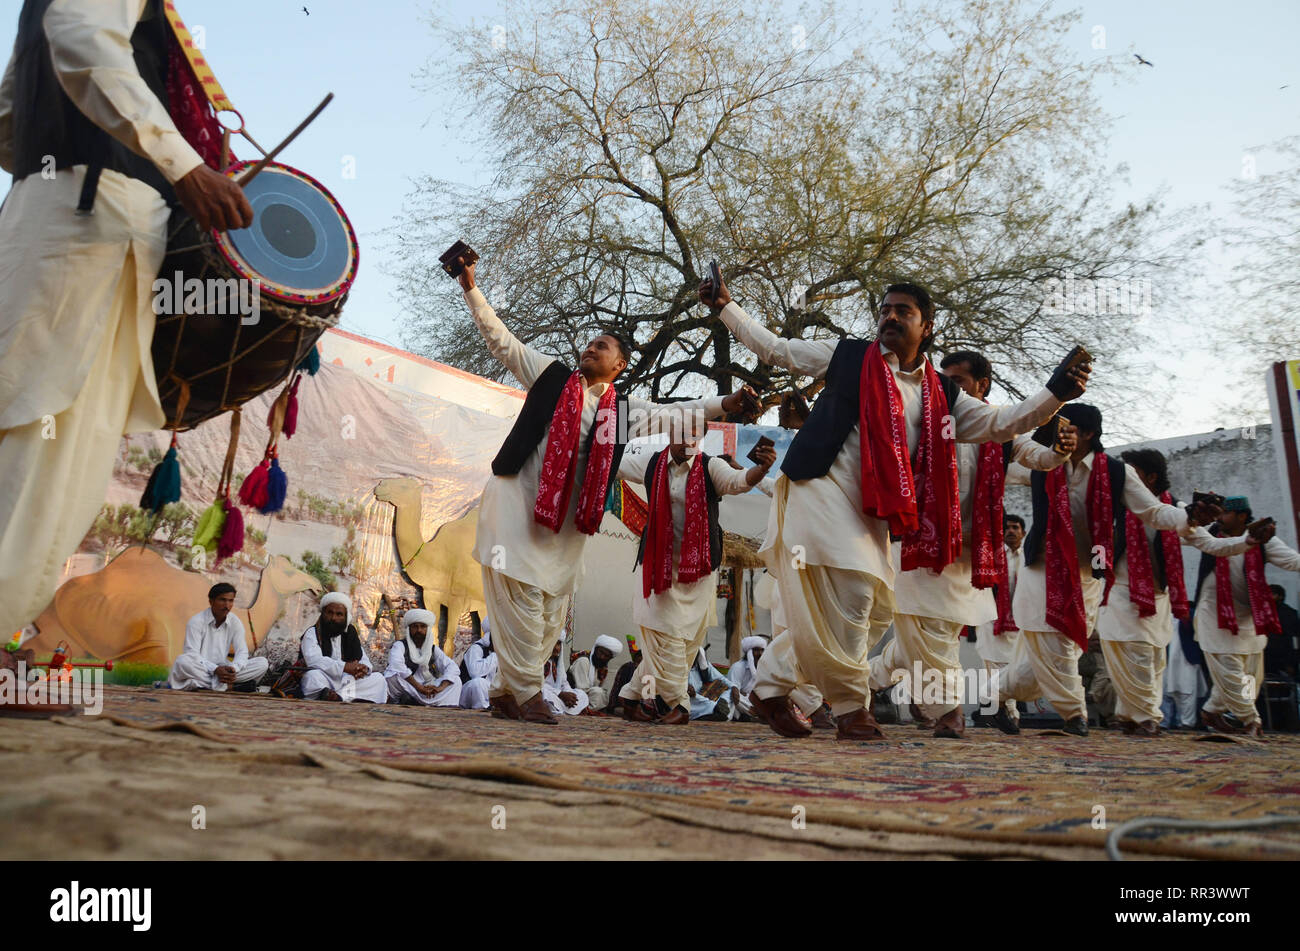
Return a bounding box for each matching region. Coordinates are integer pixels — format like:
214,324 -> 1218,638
459,620 -> 496,710
168,583 -> 268,692
727,635 -> 768,720
386,609 -> 461,707
604,635 -> 641,715
300,593 -> 387,703
688,645 -> 739,721
543,639 -> 588,716
567,635 -> 621,710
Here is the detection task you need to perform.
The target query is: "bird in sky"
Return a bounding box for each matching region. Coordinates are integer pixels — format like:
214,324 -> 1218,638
302,5 -> 310,14
1134,53 -> 1154,67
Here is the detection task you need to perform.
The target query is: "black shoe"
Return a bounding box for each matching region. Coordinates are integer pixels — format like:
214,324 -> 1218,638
712,699 -> 731,721
991,708 -> 1021,735
231,679 -> 259,694
1063,716 -> 1089,736
871,688 -> 899,724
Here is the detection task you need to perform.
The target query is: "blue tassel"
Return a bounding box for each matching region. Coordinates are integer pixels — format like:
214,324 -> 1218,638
139,444 -> 182,513
297,346 -> 321,376
260,456 -> 287,514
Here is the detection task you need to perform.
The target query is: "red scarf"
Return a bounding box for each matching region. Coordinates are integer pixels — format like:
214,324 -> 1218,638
993,549 -> 1019,635
1124,491 -> 1189,620
165,31 -> 230,169
857,343 -> 961,572
1087,453 -> 1116,604
1043,466 -> 1087,648
642,452 -> 711,598
534,372 -> 618,535
1214,545 -> 1282,636
970,441 -> 1006,589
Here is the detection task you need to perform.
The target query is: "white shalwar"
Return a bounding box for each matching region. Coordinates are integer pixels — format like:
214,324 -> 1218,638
300,626 -> 388,703
719,303 -> 1062,716
0,0 -> 205,637
1194,535 -> 1300,726
974,545 -> 1023,717
385,640 -> 462,707
871,437 -> 1067,719
168,608 -> 268,691
998,455 -> 1193,721
464,287 -> 726,704
753,571 -> 826,717
542,655 -> 589,716
1097,526 -> 1248,724
459,640 -> 496,710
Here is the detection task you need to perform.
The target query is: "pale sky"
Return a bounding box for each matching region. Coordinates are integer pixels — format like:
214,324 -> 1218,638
5,0 -> 1296,439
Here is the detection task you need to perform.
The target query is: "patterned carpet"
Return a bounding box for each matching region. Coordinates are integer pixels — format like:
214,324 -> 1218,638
71,686 -> 1300,859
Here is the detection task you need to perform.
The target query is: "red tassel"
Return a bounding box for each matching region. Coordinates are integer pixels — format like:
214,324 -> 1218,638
238,455 -> 271,509
283,375 -> 301,439
216,497 -> 245,562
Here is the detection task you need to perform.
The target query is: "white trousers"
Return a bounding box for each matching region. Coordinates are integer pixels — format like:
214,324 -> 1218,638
459,677 -> 491,710
868,614 -> 965,719
618,617 -> 711,711
982,661 -> 1018,718
996,630 -> 1087,721
168,656 -> 268,691
1202,651 -> 1264,726
386,675 -> 462,707
480,566 -> 567,703
543,681 -> 589,716
1099,639 -> 1166,724
301,667 -> 389,703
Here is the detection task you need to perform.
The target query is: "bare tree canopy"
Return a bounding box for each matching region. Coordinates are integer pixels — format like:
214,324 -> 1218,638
395,0 -> 1190,411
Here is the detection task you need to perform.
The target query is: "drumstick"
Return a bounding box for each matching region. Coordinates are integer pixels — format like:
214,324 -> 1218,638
236,93 -> 335,188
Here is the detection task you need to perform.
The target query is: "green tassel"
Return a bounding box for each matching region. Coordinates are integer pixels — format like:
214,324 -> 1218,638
140,443 -> 182,514
297,346 -> 321,376
192,498 -> 228,553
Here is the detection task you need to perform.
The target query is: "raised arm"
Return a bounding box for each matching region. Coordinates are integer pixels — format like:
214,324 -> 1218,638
1009,431 -> 1070,472
951,389 -> 1063,446
1183,526 -> 1251,558
617,445 -> 653,484
1123,464 -> 1190,535
462,288 -> 557,389
715,302 -> 837,378
1265,536 -> 1300,572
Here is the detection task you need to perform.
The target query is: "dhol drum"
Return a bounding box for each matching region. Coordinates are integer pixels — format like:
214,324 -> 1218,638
152,160 -> 358,430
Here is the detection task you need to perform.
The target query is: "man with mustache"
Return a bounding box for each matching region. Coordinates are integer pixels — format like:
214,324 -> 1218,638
702,274 -> 1088,740
300,593 -> 388,703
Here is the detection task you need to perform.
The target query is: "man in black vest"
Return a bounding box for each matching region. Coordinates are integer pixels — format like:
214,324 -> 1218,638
0,0 -> 252,640
994,405 -> 1221,736
614,426 -> 775,724
702,274 -> 1087,741
453,256 -> 756,724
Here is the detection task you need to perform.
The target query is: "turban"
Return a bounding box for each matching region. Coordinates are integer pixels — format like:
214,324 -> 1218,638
400,608 -> 437,672
593,634 -> 622,657
1223,496 -> 1250,513
741,635 -> 768,669
319,592 -> 353,625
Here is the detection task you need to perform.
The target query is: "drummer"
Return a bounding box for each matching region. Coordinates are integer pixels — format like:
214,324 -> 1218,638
0,0 -> 253,640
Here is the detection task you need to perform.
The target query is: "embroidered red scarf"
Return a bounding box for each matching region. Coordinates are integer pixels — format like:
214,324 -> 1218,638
534,372 -> 618,535
1215,545 -> 1282,636
1043,466 -> 1087,648
971,441 -> 1006,589
857,343 -> 961,572
1087,453 -> 1116,604
1126,491 -> 1189,619
642,451 -> 711,598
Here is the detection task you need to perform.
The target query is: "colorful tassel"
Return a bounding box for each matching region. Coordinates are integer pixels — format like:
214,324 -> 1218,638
261,455 -> 287,514
192,498 -> 228,552
216,497 -> 245,562
282,375 -> 301,439
238,456 -> 271,510
139,438 -> 182,513
297,346 -> 320,376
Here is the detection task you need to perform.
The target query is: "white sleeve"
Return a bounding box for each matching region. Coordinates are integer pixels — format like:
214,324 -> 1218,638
0,42 -> 16,173
465,645 -> 489,679
179,614 -> 215,674
1265,536 -> 1300,572
463,287 -> 557,388
623,393 -> 728,438
707,457 -> 753,496
1009,432 -> 1070,472
302,627 -> 345,678
568,656 -> 593,689
716,301 -> 836,377
618,449 -> 651,484
756,476 -> 776,498
384,641 -> 410,679
1122,464 -> 1189,535
1004,460 -> 1033,488
951,389 -> 1062,446
1183,526 -> 1250,558
43,0 -> 204,184
434,648 -> 459,684
227,616 -> 249,672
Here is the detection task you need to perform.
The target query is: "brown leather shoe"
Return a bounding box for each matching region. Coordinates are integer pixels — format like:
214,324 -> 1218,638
836,707 -> 886,741
1200,709 -> 1240,734
910,703 -> 937,730
809,705 -> 836,730
932,706 -> 965,739
1243,720 -> 1265,739
1117,717 -> 1137,735
518,692 -> 558,724
656,705 -> 691,725
1134,719 -> 1162,738
489,693 -> 522,720
749,693 -> 812,738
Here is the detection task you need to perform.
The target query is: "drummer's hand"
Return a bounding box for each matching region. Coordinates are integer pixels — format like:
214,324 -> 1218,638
174,164 -> 254,233
457,258 -> 476,292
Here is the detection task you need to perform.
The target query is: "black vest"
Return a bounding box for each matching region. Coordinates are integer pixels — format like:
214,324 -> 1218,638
10,0 -> 174,202
491,360 -> 629,513
782,339 -> 962,481
1023,453 -> 1126,578
634,450 -> 724,575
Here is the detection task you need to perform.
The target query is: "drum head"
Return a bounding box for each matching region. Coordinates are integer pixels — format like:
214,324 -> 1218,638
216,161 -> 358,304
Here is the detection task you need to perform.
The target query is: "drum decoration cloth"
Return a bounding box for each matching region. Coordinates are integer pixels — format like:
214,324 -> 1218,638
152,161 -> 358,430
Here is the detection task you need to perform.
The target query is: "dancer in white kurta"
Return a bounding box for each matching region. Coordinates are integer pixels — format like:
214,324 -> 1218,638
993,405 -> 1219,736
458,626 -> 496,710
974,518 -> 1025,723
168,583 -> 269,691
300,593 -> 388,703
707,278 -> 1079,740
567,634 -> 622,710
451,257 -> 749,723
0,0 -> 252,639
1189,497 -> 1300,737
614,435 -> 771,723
542,638 -> 588,716
1096,451 -> 1249,736
385,609 -> 462,707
